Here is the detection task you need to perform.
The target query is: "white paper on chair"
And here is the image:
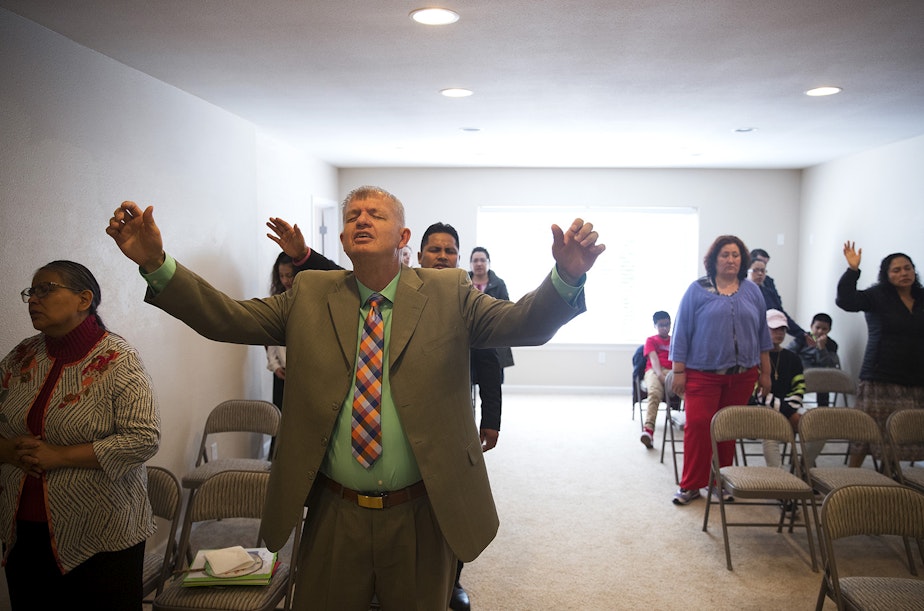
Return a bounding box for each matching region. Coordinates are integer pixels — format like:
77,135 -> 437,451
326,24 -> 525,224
202,545 -> 256,576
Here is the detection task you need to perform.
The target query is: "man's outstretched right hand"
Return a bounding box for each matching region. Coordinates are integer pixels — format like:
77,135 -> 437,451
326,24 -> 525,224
106,201 -> 166,272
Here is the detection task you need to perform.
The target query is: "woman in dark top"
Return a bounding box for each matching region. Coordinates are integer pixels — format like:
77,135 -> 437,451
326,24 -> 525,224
836,242 -> 924,466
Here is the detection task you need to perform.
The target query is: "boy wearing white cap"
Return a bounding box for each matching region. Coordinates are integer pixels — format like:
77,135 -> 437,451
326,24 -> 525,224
751,309 -> 824,469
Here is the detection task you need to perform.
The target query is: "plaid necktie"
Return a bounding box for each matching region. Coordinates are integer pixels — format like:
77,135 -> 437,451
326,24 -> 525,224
351,293 -> 385,467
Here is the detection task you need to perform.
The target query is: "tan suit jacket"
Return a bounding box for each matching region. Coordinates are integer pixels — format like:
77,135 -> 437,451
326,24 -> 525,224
149,263 -> 583,561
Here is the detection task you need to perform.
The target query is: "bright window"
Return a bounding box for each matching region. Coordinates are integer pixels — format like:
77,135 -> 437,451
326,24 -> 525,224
475,206 -> 699,344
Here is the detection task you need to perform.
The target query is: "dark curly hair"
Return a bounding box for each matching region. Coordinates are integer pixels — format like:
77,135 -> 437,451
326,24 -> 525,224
703,235 -> 750,282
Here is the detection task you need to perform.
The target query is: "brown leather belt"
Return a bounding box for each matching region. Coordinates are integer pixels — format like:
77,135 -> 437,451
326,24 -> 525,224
701,365 -> 752,375
319,473 -> 427,510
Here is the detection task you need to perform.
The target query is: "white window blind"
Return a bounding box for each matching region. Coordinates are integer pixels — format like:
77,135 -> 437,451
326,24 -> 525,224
475,205 -> 699,344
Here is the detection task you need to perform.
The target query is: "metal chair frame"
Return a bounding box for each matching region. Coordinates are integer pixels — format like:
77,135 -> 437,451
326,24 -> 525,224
153,470 -> 300,611
704,405 -> 819,572
884,408 -> 924,494
803,368 -> 856,408
815,484 -> 924,611
658,370 -> 684,484
183,399 -> 281,492
798,407 -> 919,574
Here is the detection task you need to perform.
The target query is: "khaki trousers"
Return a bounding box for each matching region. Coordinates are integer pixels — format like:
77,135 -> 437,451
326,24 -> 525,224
292,484 -> 456,611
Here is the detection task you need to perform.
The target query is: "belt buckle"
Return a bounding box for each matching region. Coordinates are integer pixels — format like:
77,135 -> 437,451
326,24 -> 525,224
357,493 -> 385,510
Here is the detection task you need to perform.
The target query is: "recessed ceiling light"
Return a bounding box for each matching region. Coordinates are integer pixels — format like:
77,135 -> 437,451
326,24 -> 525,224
805,86 -> 843,97
461,127 -> 480,132
734,127 -> 758,133
410,8 -> 460,25
440,88 -> 473,98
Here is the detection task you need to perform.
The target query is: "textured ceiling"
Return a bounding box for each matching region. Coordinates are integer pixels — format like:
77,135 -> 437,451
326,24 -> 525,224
3,0 -> 924,169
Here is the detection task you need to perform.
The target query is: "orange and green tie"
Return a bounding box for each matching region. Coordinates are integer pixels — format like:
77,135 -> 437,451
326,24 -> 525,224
351,293 -> 385,467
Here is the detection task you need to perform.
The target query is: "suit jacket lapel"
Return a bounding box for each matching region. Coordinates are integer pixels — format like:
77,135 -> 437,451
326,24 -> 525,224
389,270 -> 427,367
328,276 -> 361,366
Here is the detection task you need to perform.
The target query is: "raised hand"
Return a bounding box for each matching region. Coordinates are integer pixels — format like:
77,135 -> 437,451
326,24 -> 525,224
266,217 -> 307,260
550,218 -> 606,285
106,201 -> 165,272
843,241 -> 862,270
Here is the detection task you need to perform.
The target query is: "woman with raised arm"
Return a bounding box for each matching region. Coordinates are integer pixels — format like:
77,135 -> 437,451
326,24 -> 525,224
836,242 -> 924,467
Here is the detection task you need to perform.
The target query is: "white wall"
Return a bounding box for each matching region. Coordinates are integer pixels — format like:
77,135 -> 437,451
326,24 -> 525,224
339,167 -> 803,390
798,134 -> 924,379
0,11 -> 338,482
4,6 -> 922,466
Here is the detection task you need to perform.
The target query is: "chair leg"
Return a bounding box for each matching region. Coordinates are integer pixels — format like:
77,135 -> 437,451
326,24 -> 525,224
901,536 -> 919,576
720,494 -> 733,571
659,408 -> 669,464
814,575 -> 830,611
666,408 -> 681,485
701,465 -> 733,570
802,498 -> 819,572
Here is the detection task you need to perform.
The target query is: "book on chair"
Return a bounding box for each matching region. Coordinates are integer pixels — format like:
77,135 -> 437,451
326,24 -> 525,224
182,546 -> 278,587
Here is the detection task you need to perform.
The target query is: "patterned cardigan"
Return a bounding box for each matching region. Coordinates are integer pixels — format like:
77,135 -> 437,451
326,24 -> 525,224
0,331 -> 160,572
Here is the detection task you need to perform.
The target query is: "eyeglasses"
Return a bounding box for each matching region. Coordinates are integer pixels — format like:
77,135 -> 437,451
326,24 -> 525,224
20,282 -> 80,303
749,268 -> 767,274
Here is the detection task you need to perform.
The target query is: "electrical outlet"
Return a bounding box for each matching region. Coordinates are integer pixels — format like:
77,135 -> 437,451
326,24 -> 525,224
210,442 -> 218,460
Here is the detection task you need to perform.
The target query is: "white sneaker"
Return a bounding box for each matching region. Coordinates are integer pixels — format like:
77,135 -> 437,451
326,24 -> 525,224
705,486 -> 735,502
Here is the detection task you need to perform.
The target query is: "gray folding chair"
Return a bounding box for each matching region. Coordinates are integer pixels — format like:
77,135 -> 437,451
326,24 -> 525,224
885,408 -> 924,494
815,484 -> 924,611
704,405 -> 818,571
799,407 -> 919,574
143,466 -> 182,600
797,408 -> 899,494
803,368 -> 856,408
659,370 -> 684,484
182,399 -> 280,491
153,470 -> 300,611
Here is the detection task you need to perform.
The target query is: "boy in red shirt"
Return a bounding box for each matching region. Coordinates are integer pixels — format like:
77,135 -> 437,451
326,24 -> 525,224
641,311 -> 673,448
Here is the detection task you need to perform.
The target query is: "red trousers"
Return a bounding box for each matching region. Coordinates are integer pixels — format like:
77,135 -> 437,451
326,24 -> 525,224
679,368 -> 758,490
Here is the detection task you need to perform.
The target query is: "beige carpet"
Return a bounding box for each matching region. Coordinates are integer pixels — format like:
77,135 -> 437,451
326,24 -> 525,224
458,392 -> 921,611
2,392 -> 919,611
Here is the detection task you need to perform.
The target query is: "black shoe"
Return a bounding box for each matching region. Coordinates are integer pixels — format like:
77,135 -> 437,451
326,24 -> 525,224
449,584 -> 470,611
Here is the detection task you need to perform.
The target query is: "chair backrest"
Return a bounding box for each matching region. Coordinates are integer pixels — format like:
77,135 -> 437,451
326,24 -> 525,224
822,483 -> 924,542
798,407 -> 882,445
711,405 -> 795,446
203,399 -> 281,436
196,399 -> 281,466
820,484 -> 924,609
187,470 -> 270,523
148,465 -> 183,522
174,470 -> 271,572
885,408 -> 924,472
803,368 -> 856,396
144,466 -> 182,596
885,408 -> 924,446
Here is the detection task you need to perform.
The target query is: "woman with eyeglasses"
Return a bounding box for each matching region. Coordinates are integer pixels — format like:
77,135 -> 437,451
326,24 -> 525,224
0,261 -> 160,610
747,257 -> 807,339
